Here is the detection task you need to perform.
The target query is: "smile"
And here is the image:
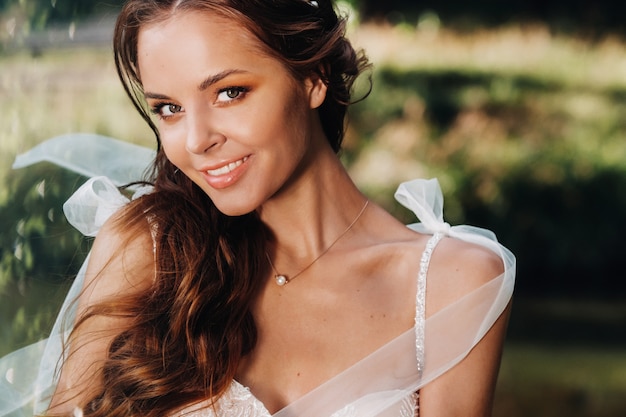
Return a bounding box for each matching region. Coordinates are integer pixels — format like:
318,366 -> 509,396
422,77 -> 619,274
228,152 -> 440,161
206,156 -> 249,176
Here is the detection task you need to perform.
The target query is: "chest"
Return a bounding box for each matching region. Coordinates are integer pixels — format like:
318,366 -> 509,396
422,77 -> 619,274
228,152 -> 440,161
237,277 -> 416,412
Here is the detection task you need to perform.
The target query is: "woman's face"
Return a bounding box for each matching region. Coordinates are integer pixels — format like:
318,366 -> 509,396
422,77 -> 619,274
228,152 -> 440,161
137,11 -> 327,216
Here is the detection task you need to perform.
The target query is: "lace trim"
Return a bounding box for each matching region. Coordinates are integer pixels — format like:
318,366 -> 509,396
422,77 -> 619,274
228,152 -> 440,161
415,232 -> 444,375
414,391 -> 420,417
403,392 -> 419,417
174,381 -> 270,416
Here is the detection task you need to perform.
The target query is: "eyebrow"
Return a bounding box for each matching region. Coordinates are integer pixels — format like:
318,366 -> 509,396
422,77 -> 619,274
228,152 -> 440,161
143,92 -> 171,100
198,69 -> 249,91
143,69 -> 249,100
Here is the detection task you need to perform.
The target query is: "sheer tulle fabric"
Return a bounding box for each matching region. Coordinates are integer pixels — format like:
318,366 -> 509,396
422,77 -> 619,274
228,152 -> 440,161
12,133 -> 155,187
0,135 -> 515,417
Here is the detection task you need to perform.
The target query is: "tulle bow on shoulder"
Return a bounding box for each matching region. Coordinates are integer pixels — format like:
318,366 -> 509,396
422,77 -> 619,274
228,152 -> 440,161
63,176 -> 131,237
395,178 -> 505,256
63,176 -> 154,237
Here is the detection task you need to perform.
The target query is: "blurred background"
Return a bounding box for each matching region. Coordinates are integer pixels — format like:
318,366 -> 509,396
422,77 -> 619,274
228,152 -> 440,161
1,0 -> 625,415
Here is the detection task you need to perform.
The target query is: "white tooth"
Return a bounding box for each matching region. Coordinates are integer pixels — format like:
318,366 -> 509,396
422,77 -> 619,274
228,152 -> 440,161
206,158 -> 246,176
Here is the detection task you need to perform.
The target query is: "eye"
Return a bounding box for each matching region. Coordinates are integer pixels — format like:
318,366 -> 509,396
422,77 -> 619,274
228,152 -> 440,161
150,103 -> 183,119
158,104 -> 183,117
216,87 -> 248,103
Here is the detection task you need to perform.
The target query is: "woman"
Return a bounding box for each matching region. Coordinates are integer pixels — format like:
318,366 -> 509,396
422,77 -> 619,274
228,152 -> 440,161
9,0 -> 514,416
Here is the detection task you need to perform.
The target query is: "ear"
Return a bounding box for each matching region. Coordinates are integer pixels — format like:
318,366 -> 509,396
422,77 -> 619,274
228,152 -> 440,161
305,72 -> 328,109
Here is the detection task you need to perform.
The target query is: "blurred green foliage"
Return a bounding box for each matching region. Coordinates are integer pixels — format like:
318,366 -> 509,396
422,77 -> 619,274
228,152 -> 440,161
0,164 -> 89,354
1,0 -> 625,40
0,165 -> 87,291
358,0 -> 626,37
0,0 -> 124,29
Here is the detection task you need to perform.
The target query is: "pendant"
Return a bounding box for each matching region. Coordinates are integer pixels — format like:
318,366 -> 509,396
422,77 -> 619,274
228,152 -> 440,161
275,275 -> 288,286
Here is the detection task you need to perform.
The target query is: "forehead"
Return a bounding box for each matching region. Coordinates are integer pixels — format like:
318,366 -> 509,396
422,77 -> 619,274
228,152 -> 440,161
137,10 -> 275,78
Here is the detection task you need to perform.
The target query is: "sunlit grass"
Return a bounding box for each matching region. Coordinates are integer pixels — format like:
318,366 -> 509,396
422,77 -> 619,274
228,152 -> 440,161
352,23 -> 626,91
0,47 -> 151,160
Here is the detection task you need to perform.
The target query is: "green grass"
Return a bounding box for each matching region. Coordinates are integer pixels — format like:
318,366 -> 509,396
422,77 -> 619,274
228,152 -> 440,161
495,343 -> 626,417
494,297 -> 626,416
351,24 -> 626,90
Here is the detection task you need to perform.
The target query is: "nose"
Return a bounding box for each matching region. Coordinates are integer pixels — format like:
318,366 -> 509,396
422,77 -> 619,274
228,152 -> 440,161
185,113 -> 226,154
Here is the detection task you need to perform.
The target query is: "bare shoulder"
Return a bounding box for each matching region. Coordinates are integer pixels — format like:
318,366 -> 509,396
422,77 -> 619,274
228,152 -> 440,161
80,206 -> 155,305
435,236 -> 504,282
49,207 -> 155,412
425,235 -> 505,316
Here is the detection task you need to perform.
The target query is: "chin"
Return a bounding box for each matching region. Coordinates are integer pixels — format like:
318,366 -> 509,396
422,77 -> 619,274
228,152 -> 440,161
212,201 -> 258,218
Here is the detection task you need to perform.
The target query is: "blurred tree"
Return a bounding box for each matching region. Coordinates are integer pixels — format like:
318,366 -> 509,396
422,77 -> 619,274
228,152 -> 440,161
0,0 -> 125,29
2,0 -> 625,36
357,0 -> 626,37
0,165 -> 88,292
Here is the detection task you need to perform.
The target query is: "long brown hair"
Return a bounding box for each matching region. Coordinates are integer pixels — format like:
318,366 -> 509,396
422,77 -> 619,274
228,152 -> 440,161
60,1 -> 370,415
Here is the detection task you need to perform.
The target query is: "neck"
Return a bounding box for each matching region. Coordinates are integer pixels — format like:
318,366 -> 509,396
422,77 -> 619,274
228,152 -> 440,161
257,147 -> 367,268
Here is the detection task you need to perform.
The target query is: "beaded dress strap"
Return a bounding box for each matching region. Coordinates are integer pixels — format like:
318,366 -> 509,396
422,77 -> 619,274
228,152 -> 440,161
415,232 -> 444,374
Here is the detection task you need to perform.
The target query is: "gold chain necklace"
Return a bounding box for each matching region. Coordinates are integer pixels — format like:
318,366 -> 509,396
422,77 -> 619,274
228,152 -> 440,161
266,200 -> 369,286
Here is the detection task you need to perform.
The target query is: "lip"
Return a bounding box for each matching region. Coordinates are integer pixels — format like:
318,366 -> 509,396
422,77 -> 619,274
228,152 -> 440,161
199,155 -> 250,189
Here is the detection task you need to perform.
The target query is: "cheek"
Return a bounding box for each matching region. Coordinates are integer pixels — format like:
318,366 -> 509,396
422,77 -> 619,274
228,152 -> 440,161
262,91 -> 310,141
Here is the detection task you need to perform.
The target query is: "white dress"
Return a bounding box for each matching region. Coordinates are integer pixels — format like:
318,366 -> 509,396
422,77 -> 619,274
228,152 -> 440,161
0,135 -> 515,417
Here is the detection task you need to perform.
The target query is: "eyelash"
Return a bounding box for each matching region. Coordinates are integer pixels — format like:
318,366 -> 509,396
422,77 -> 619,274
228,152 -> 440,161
216,86 -> 249,103
150,103 -> 182,120
149,86 -> 250,120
